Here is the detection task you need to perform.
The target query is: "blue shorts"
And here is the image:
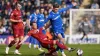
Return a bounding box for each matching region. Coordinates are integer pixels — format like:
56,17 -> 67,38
54,32 -> 65,38
53,28 -> 65,38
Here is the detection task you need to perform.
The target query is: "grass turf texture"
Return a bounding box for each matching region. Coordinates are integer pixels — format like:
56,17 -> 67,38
0,44 -> 100,56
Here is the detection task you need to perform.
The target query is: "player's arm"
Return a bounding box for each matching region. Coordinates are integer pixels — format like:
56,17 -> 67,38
43,19 -> 51,30
59,2 -> 77,13
45,14 -> 52,23
26,15 -> 32,29
19,35 -> 29,44
10,11 -> 22,23
10,19 -> 22,23
44,14 -> 52,29
19,31 -> 32,44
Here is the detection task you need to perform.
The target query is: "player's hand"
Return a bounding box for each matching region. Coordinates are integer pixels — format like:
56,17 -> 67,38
17,20 -> 23,22
72,2 -> 77,6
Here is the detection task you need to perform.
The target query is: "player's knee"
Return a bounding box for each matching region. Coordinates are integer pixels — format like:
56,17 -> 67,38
20,36 -> 24,41
57,34 -> 63,39
15,38 -> 19,43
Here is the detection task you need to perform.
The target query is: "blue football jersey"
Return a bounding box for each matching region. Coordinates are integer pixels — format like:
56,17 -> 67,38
28,13 -> 37,23
45,4 -> 73,33
37,13 -> 45,29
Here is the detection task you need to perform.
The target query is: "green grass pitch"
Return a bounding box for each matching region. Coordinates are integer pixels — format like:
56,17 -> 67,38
0,44 -> 100,56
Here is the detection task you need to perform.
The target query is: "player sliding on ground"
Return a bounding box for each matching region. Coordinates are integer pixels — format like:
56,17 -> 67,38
19,22 -> 76,55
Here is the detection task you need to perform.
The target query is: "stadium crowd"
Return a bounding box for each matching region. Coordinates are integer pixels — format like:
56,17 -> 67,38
0,0 -> 100,35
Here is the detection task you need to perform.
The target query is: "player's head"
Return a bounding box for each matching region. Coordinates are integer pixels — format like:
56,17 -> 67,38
83,16 -> 88,22
53,4 -> 59,13
35,8 -> 39,14
32,22 -> 37,29
40,8 -> 44,14
15,2 -> 22,10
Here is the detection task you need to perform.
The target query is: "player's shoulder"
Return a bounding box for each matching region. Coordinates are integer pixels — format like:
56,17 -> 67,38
30,14 -> 34,16
49,11 -> 54,14
38,14 -> 44,18
11,9 -> 16,15
37,13 -> 41,17
48,11 -> 54,17
29,14 -> 35,18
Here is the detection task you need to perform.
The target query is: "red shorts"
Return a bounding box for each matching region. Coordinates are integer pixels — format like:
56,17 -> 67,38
12,27 -> 24,38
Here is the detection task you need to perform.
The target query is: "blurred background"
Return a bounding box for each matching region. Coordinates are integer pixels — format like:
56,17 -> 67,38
72,10 -> 100,34
0,0 -> 100,56
0,0 -> 100,35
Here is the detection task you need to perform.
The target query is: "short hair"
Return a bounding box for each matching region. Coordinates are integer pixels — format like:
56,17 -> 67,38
15,2 -> 20,7
53,4 -> 59,8
40,7 -> 44,10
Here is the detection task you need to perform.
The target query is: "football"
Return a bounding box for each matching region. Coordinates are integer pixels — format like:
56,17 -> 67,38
77,49 -> 83,56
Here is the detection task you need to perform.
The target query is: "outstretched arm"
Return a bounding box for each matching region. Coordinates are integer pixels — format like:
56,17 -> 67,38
59,2 -> 77,13
19,35 -> 29,44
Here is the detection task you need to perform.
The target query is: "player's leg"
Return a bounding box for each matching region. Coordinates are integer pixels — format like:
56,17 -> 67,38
5,39 -> 16,54
55,33 -> 66,56
80,31 -> 86,40
33,38 -> 38,48
85,34 -> 89,42
5,28 -> 18,54
14,28 -> 24,55
28,36 -> 33,48
53,40 -> 76,52
37,41 -> 44,52
14,38 -> 21,55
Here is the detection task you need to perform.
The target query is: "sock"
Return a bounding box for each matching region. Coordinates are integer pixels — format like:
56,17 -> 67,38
34,44 -> 36,48
8,40 -> 16,47
56,41 -> 67,50
61,51 -> 65,54
29,43 -> 31,45
38,41 -> 41,48
16,41 -> 21,50
60,49 -> 64,54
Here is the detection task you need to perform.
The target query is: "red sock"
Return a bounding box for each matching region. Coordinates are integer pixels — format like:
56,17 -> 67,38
8,40 -> 16,47
56,41 -> 68,50
16,41 -> 22,50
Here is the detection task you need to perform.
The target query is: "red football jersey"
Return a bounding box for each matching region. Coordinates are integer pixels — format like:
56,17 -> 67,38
27,28 -> 47,41
10,9 -> 24,29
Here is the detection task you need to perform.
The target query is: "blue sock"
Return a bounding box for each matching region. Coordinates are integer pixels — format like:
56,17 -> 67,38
29,37 -> 32,43
38,41 -> 41,48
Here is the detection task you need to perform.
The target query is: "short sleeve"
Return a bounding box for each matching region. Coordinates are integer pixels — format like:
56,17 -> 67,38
10,11 -> 16,20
